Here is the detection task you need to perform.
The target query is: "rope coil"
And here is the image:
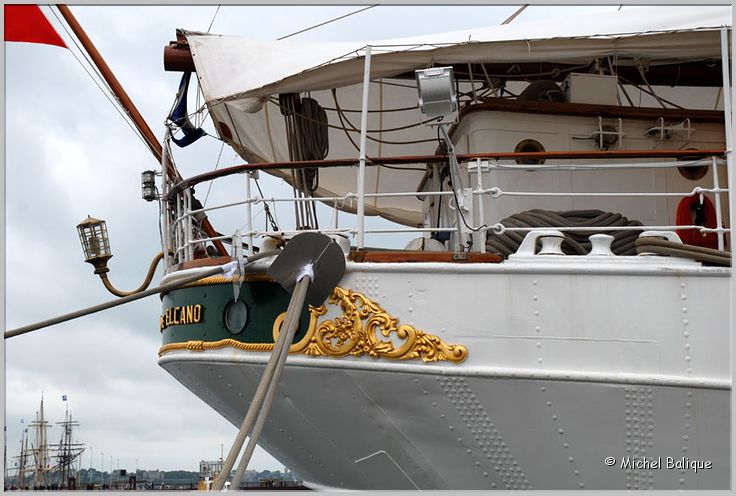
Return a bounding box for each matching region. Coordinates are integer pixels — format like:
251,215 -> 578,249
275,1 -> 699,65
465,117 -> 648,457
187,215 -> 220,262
486,209 -> 643,257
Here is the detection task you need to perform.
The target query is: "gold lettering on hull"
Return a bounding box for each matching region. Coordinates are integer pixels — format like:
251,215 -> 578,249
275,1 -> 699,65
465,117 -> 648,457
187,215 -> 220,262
160,304 -> 204,331
159,288 -> 467,363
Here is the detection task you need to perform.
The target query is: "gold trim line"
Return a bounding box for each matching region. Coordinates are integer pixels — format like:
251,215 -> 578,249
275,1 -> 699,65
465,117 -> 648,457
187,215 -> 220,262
182,273 -> 274,288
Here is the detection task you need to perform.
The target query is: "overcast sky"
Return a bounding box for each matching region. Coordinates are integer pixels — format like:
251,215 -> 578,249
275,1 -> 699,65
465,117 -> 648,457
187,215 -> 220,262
3,4 -> 630,475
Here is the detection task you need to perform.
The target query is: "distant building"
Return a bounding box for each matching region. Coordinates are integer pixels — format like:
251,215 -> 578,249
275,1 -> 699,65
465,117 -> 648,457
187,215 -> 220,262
199,460 -> 223,479
136,469 -> 163,485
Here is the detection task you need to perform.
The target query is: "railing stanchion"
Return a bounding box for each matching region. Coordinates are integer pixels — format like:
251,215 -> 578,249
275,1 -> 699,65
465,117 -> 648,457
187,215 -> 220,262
357,45 -> 372,250
185,189 -> 194,262
720,27 -> 734,252
175,193 -> 182,264
245,171 -> 254,256
711,155 -> 725,250
161,132 -> 172,270
475,158 -> 487,253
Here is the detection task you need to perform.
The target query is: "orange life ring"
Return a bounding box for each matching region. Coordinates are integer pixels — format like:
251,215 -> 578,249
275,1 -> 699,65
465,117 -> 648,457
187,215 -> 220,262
675,194 -> 718,249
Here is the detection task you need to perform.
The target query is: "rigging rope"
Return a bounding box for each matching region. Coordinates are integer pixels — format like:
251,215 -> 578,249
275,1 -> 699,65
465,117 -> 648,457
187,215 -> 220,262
206,5 -> 221,33
270,94 -> 436,136
203,141 -> 225,207
48,6 -> 151,152
280,94 -> 329,228
277,5 -> 378,40
254,176 -> 280,232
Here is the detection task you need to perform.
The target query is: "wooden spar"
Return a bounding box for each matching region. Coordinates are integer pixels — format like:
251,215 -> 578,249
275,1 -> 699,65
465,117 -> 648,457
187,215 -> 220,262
169,148 -> 726,194
56,5 -> 228,256
57,5 -> 160,163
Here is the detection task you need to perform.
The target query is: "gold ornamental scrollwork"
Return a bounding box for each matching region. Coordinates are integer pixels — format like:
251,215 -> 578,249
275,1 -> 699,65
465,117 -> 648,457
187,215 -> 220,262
272,286 -> 467,363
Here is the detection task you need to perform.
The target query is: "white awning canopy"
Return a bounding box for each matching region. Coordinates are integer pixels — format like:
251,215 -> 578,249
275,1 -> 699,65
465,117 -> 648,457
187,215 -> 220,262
188,6 -> 730,102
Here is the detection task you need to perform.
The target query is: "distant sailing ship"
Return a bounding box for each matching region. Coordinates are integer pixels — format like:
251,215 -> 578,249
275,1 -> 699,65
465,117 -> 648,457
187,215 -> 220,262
9,395 -> 85,490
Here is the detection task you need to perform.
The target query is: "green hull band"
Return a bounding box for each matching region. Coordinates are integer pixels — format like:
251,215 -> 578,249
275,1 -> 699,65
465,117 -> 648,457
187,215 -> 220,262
160,281 -> 311,346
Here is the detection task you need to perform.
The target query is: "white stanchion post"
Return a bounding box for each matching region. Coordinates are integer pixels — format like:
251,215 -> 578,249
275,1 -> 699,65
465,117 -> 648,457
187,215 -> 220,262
357,45 -> 372,250
245,172 -> 254,256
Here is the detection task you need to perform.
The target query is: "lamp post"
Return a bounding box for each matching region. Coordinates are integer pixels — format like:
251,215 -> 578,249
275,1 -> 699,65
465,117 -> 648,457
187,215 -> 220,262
76,216 -> 164,297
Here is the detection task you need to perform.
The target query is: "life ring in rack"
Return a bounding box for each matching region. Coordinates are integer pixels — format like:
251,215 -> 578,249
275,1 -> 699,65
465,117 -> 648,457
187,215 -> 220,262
675,194 -> 718,249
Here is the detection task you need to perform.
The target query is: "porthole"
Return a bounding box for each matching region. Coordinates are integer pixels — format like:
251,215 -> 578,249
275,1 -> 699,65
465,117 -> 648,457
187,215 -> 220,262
514,139 -> 546,165
677,149 -> 709,181
224,300 -> 248,334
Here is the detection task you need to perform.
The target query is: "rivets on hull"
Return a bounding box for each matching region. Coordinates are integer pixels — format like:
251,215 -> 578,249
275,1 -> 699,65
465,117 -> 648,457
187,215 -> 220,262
438,376 -> 532,489
623,386 -> 655,489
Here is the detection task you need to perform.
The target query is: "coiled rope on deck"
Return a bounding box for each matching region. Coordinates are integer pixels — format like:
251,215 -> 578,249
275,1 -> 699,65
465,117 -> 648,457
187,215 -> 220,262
486,209 -> 644,257
635,237 -> 731,266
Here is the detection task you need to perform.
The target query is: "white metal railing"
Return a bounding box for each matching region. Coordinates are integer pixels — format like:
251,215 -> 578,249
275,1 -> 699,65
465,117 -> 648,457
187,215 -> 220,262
478,187 -> 727,198
162,154 -> 730,267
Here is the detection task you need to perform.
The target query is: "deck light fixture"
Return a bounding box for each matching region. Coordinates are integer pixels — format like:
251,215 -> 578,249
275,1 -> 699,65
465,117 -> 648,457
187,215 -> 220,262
415,67 -> 458,124
415,67 -> 466,251
141,170 -> 158,202
77,215 -> 164,296
77,215 -> 112,275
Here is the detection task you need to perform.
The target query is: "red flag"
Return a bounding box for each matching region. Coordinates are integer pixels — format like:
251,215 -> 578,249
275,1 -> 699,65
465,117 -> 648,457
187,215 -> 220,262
4,5 -> 66,48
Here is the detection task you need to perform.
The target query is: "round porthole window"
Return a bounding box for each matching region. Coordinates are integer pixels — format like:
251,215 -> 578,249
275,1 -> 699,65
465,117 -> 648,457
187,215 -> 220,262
514,139 -> 546,165
225,300 -> 248,334
677,149 -> 709,181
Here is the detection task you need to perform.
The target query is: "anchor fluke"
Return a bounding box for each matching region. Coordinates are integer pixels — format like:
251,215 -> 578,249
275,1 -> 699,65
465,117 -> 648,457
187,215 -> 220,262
267,232 -> 346,307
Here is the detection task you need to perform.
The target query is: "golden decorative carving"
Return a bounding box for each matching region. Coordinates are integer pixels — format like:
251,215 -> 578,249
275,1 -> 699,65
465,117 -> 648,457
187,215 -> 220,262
272,287 -> 467,363
159,287 -> 467,364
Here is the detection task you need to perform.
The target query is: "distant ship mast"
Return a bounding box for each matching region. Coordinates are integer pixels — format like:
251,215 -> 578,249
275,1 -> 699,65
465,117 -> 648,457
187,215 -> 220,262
14,427 -> 30,489
28,394 -> 51,488
55,404 -> 85,489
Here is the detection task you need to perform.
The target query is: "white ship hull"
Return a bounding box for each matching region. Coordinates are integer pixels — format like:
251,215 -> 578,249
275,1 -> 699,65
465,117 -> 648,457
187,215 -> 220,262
159,257 -> 730,489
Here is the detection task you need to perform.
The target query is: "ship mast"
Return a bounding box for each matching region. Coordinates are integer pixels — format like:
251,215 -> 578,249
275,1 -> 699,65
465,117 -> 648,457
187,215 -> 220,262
28,394 -> 51,488
14,427 -> 30,490
55,405 -> 85,489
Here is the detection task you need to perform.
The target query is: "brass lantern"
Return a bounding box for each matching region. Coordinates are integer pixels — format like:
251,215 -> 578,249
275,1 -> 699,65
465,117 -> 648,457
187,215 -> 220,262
76,215 -> 112,275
